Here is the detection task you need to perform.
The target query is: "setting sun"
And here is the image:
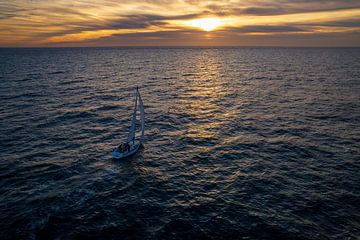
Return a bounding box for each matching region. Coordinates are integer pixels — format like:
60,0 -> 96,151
189,18 -> 223,31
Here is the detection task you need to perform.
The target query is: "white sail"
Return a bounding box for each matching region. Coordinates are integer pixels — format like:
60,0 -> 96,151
112,87 -> 145,159
127,89 -> 138,142
138,89 -> 145,140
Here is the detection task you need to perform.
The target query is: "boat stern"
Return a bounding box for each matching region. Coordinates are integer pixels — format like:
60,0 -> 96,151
112,149 -> 122,159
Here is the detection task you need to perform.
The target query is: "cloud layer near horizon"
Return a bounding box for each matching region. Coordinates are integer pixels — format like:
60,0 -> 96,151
0,0 -> 359,47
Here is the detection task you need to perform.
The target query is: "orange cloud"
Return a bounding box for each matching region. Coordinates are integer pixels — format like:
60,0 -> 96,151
0,0 -> 359,47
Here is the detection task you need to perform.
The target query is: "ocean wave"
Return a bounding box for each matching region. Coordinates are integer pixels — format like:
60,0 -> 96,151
1,47 -> 359,239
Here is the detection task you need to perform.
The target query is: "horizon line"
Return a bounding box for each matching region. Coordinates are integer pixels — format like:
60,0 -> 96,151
1,45 -> 360,49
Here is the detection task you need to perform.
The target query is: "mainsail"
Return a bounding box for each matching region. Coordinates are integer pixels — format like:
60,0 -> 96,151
113,87 -> 144,159
138,88 -> 145,140
127,89 -> 138,142
126,88 -> 144,142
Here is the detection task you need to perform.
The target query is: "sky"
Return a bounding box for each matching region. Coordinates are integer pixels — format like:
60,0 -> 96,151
1,0 -> 359,47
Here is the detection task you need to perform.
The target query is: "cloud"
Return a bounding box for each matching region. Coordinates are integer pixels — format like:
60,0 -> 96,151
104,13 -> 204,30
112,29 -> 203,39
238,7 -> 287,15
220,0 -> 360,16
0,0 -> 360,47
35,12 -> 205,39
0,2 -> 27,20
305,18 -> 360,27
49,28 -> 360,47
229,25 -> 310,33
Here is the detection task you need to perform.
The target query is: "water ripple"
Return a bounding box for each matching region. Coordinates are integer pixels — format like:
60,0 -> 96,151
0,47 -> 359,239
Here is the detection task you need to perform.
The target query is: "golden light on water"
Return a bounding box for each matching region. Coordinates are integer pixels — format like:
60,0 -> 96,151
178,51 -> 236,142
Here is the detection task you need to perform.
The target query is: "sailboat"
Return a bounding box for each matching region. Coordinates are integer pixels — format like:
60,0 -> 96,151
112,87 -> 145,159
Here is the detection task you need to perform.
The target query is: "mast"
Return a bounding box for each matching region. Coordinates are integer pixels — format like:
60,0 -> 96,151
138,88 -> 145,140
127,89 -> 138,142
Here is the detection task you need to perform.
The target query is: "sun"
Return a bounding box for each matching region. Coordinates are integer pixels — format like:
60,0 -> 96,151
189,18 -> 223,31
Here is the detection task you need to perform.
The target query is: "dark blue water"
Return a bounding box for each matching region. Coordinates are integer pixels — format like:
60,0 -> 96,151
0,47 -> 359,239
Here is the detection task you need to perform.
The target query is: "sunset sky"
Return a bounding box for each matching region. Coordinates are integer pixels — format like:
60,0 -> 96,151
1,0 -> 359,47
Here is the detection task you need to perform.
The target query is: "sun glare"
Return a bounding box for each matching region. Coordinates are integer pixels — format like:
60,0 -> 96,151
189,18 -> 223,31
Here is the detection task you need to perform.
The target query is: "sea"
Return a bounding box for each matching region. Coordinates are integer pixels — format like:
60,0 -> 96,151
0,47 -> 359,240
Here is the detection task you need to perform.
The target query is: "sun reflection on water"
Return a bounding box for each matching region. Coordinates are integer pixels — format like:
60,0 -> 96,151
178,51 -> 235,142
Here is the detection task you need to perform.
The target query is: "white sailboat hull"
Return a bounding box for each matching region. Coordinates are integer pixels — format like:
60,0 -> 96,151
112,140 -> 141,159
